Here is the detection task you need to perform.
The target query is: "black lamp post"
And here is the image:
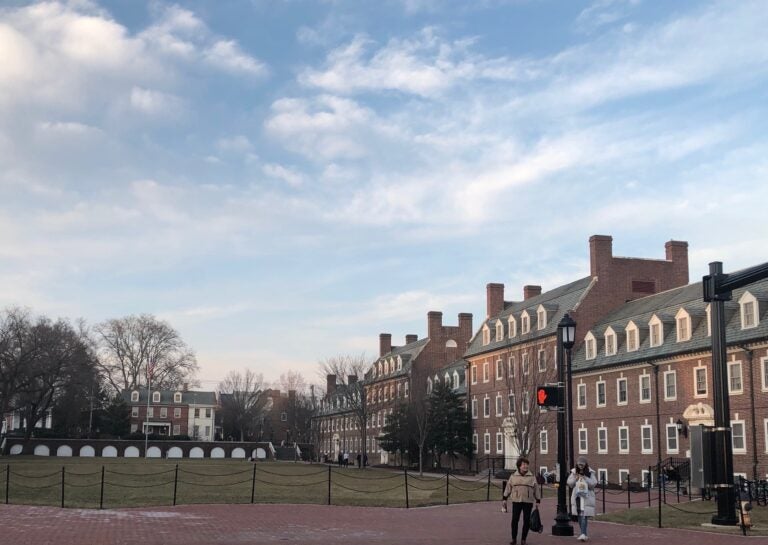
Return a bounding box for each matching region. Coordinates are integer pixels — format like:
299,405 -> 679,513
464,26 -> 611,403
552,313 -> 576,536
562,314 -> 576,486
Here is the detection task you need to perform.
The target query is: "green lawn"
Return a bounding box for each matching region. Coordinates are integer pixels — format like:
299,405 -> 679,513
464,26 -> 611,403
0,458 -> 496,509
597,498 -> 768,536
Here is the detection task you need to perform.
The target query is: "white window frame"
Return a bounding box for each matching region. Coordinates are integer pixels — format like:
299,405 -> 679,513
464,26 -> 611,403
618,469 -> 629,486
537,306 -> 547,330
471,365 -> 477,384
597,468 -> 608,486
641,424 -> 653,454
495,394 -> 503,417
174,392 -> 182,403
496,321 -> 504,341
538,349 -> 547,372
131,391 -> 139,402
483,396 -> 491,418
597,427 -> 608,454
496,432 -> 504,453
585,332 -> 596,360
521,394 -> 529,414
483,362 -> 490,383
508,316 -> 517,338
508,393 -> 515,415
152,391 -> 161,403
728,361 -> 743,394
649,315 -> 663,347
764,419 -> 768,453
596,381 -> 606,407
484,432 -> 491,454
694,366 -> 708,397
496,358 -> 504,380
160,407 -> 167,419
482,325 -> 490,345
508,356 -> 515,379
577,383 -> 587,409
540,429 -> 549,454
625,322 -> 638,352
640,374 -> 651,403
665,423 -> 679,453
675,308 -> 691,342
617,377 -> 628,405
731,420 -> 746,454
618,426 -> 629,453
471,398 -> 478,419
174,407 -> 181,418
739,292 -> 759,329
522,353 -> 529,375
578,428 -> 588,454
131,407 -> 139,417
664,370 -> 677,401
521,311 -> 530,334
762,357 -> 768,391
452,371 -> 459,389
604,327 -> 616,356
472,433 -> 478,453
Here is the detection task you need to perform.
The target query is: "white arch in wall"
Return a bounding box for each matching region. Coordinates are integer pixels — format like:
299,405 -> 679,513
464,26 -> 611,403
210,447 -> 225,458
231,447 -> 246,459
102,446 -> 118,457
9,444 -> 23,455
124,446 -> 140,458
190,447 -> 204,458
79,446 -> 96,457
146,446 -> 162,458
253,448 -> 267,460
34,445 -> 50,456
167,446 -> 183,458
56,445 -> 73,457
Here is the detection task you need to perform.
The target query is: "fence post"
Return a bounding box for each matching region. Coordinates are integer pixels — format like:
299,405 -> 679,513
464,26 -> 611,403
327,466 -> 331,505
626,473 -> 631,509
251,464 -> 257,504
99,466 -> 105,510
61,466 -> 65,509
486,470 -> 491,501
404,468 -> 409,509
172,464 -> 179,506
5,465 -> 9,505
601,475 -> 606,514
445,469 -> 450,506
647,468 -> 651,507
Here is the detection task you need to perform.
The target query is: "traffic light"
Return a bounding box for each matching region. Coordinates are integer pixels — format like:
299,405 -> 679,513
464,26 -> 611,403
536,385 -> 562,408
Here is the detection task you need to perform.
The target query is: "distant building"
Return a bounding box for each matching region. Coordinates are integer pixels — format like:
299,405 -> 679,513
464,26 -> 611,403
122,388 -> 217,441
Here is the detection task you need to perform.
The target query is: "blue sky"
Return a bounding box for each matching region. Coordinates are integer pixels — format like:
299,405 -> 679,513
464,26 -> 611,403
1,0 -> 767,388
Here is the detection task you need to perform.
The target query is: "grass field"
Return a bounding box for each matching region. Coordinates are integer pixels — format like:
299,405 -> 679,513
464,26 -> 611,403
597,497 -> 768,536
0,457 -> 498,509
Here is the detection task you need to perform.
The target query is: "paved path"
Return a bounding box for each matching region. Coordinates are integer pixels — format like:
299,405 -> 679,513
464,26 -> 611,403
0,500 -> 756,545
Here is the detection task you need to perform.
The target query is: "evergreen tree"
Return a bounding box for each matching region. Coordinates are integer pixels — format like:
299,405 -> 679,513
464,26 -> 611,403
378,403 -> 416,464
427,382 -> 472,469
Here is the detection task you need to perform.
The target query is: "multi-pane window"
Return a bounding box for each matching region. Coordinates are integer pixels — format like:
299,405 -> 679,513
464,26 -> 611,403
174,408 -> 181,418
484,433 -> 491,454
160,407 -> 167,419
540,430 -> 549,454
471,365 -> 477,384
596,381 -> 606,406
522,353 -> 529,375
538,349 -> 546,372
597,427 -> 608,453
483,397 -> 491,418
617,378 -> 628,405
508,393 -> 515,415
509,318 -> 517,338
742,301 -> 756,328
496,432 -> 504,453
605,333 -> 616,356
472,434 -> 478,453
537,308 -> 546,330
763,357 -> 768,390
650,322 -> 661,347
147,407 -> 154,418
496,359 -> 504,380
641,425 -> 653,453
626,327 -> 638,351
664,371 -> 677,400
577,384 -> 587,408
618,426 -> 629,453
585,337 -> 595,359
508,356 -> 515,379
131,391 -> 139,402
522,314 -> 530,333
732,421 -> 746,453
521,395 -> 529,414
677,315 -> 689,341
173,424 -> 180,435
728,362 -> 743,393
695,367 -> 708,396
640,375 -> 651,402
495,395 -> 503,416
131,407 -> 139,417
152,392 -> 161,403
496,322 -> 504,341
666,424 -> 678,453
578,428 -> 588,453
483,362 -> 490,382
471,399 -> 478,419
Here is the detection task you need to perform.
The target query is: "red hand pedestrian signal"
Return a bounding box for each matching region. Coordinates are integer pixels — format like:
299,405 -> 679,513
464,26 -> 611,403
536,385 -> 561,408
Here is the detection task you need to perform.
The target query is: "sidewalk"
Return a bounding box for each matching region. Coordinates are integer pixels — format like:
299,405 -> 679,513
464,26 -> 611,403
0,498 -> 756,545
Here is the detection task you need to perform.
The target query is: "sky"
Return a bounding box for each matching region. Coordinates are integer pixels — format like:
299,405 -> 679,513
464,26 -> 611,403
1,0 -> 768,389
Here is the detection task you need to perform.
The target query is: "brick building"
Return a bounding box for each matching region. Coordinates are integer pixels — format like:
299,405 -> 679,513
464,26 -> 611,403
465,235 -> 690,474
124,388 -> 217,441
570,275 -> 768,485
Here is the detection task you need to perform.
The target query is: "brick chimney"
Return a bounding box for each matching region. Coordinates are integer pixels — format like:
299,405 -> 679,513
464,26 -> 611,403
486,283 -> 504,318
428,311 -> 443,339
665,240 -> 689,286
458,313 -> 473,340
405,334 -> 418,345
379,333 -> 392,357
326,374 -> 336,396
523,285 -> 542,300
347,375 -> 358,385
589,235 -> 613,277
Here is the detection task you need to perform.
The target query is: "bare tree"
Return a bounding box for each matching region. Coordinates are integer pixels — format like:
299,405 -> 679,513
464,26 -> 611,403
218,369 -> 272,442
93,314 -> 198,395
318,353 -> 369,468
0,308 -> 35,426
411,396 -> 431,475
275,370 -> 308,393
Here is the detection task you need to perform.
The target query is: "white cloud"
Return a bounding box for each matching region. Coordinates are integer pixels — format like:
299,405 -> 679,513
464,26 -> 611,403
129,86 -> 185,116
203,40 -> 268,76
574,0 -> 641,34
262,163 -> 304,187
216,135 -> 254,153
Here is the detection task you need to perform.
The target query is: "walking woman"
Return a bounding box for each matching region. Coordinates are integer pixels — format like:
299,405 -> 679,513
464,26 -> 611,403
567,456 -> 597,541
501,456 -> 541,545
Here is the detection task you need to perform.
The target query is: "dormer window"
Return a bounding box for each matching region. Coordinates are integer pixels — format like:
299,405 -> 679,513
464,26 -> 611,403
585,332 -> 596,360
508,316 -> 517,338
495,321 -> 504,341
397,356 -> 402,370
604,327 -> 616,356
482,324 -> 490,345
521,311 -> 530,334
536,305 -> 547,330
152,391 -> 161,403
378,362 -> 383,375
131,391 -> 139,402
739,292 -> 759,329
705,304 -> 711,336
384,360 -> 389,374
452,371 -> 459,389
649,315 -> 663,347
427,377 -> 433,394
174,392 -> 182,403
625,321 -> 639,352
675,308 -> 691,342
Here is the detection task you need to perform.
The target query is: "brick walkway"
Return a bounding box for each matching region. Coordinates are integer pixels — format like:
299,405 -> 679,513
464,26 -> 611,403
0,499 -> 754,545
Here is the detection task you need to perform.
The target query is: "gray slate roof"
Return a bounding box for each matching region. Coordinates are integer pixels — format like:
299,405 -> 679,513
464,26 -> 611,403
465,276 -> 594,357
122,388 -> 217,405
571,277 -> 768,372
365,337 -> 430,384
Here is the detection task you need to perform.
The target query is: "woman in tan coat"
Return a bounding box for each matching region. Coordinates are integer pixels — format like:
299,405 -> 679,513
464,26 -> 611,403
501,457 -> 541,545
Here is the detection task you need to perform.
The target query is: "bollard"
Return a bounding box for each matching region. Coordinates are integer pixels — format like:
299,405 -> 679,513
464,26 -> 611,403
172,464 -> 178,506
99,466 -> 105,510
486,470 -> 491,501
404,468 -> 409,509
251,464 -> 257,504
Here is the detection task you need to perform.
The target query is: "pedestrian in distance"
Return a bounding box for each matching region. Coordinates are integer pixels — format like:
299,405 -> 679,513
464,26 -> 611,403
337,452 -> 343,467
343,451 -> 349,467
501,456 -> 541,545
567,456 -> 597,542
356,453 -> 362,468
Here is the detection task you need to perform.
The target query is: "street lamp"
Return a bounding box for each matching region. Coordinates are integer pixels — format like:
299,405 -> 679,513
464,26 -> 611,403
552,313 -> 576,536
560,313 -> 576,490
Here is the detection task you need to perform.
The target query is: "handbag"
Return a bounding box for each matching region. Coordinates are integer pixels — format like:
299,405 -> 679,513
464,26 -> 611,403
529,506 -> 543,533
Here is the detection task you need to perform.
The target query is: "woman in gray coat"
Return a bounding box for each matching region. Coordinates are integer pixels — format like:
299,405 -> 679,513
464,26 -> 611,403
567,456 -> 597,542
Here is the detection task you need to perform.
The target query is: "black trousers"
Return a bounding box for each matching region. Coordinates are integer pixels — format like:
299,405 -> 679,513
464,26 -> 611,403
511,502 -> 533,541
